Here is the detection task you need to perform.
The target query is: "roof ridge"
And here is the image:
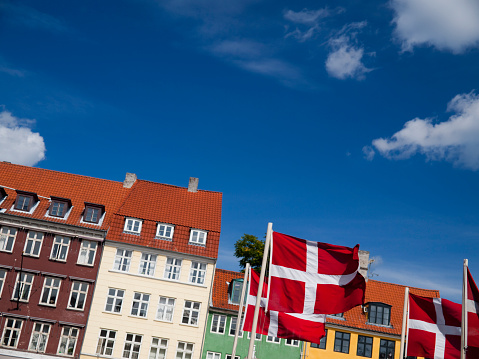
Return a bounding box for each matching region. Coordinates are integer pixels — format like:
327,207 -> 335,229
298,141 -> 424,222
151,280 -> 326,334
136,179 -> 222,194
216,268 -> 242,275
369,279 -> 439,294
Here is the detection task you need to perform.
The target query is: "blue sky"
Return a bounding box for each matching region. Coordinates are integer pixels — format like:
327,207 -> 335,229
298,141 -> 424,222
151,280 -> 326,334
2,0 -> 479,302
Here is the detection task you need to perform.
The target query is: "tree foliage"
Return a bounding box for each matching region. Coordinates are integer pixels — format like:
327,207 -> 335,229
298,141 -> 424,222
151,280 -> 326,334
234,234 -> 265,272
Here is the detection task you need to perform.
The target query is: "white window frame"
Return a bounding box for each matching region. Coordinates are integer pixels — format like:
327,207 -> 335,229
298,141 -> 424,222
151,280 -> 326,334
247,332 -> 262,341
122,333 -> 142,359
189,262 -> 207,285
206,352 -> 221,359
114,249 -> 133,272
24,231 -> 43,257
12,272 -> 34,302
149,337 -> 168,359
123,217 -> 142,234
68,281 -> 89,311
156,296 -> 175,322
50,235 -> 70,262
226,355 -> 241,359
138,253 -> 156,276
266,335 -> 280,344
182,300 -> 201,326
285,338 -> 300,347
130,292 -> 150,318
210,314 -> 227,334
164,257 -> 182,280
96,329 -> 116,356
105,288 -> 125,314
1,318 -> 23,348
29,322 -> 51,352
155,223 -> 174,240
0,226 -> 17,252
57,326 -> 79,356
77,240 -> 98,266
189,229 -> 207,246
229,317 -> 243,337
0,269 -> 7,298
176,342 -> 194,359
40,277 -> 61,306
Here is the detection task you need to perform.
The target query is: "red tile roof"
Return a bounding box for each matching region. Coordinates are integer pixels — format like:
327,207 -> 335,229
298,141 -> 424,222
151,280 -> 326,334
212,268 -> 245,311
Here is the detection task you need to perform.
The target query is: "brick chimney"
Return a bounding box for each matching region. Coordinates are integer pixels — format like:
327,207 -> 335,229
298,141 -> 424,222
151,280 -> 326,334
188,177 -> 199,192
123,173 -> 137,188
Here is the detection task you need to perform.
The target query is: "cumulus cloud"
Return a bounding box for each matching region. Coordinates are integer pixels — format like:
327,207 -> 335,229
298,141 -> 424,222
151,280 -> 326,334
391,0 -> 479,53
0,109 -> 46,166
368,91 -> 479,170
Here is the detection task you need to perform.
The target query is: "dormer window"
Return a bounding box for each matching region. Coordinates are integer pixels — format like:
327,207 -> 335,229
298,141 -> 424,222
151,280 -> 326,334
189,229 -> 207,246
228,279 -> 244,305
368,302 -> 391,326
124,218 -> 142,234
49,197 -> 71,218
156,223 -> 174,241
0,188 -> 6,202
14,190 -> 38,212
83,203 -> 104,224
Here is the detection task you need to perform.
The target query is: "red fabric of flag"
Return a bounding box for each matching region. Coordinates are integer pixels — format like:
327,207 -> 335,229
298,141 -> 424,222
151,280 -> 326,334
466,268 -> 479,359
268,231 -> 366,314
407,293 -> 462,359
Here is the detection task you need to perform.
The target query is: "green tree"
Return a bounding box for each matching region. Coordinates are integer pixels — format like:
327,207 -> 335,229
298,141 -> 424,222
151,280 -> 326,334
234,234 -> 265,272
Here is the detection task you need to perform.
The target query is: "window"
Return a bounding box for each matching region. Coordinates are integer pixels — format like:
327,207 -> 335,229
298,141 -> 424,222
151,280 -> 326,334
189,262 -> 206,284
357,335 -> 373,358
40,277 -> 61,306
131,292 -> 150,318
57,326 -> 78,356
225,356 -> 240,359
229,317 -> 243,337
229,279 -> 243,304
0,226 -> 17,252
83,203 -> 104,224
156,223 -> 174,240
329,312 -> 344,318
211,314 -> 227,334
164,257 -> 182,280
2,318 -> 22,347
12,272 -> 34,301
182,300 -> 200,326
77,240 -> 98,266
379,339 -> 395,359
247,332 -> 262,340
122,333 -> 142,359
0,187 -> 6,202
0,269 -> 7,297
14,191 -> 37,211
114,249 -> 132,272
156,296 -> 175,322
124,218 -> 142,234
96,329 -> 116,356
149,337 -> 168,359
285,339 -> 300,346
139,253 -> 156,276
189,229 -> 207,245
368,303 -> 391,326
334,331 -> 350,354
50,235 -> 70,261
24,231 -> 43,257
266,335 -> 280,344
311,329 -> 327,349
176,342 -> 194,359
105,288 -> 125,313
68,281 -> 89,310
49,197 -> 71,218
29,322 -> 50,352
206,352 -> 221,359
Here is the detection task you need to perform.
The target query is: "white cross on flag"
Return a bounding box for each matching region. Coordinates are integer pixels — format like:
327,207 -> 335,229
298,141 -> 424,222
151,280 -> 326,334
466,268 -> 479,359
242,269 -> 326,344
268,232 -> 366,315
407,293 -> 462,359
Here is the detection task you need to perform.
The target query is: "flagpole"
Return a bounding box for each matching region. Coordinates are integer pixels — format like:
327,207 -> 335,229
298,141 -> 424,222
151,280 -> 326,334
232,263 -> 250,359
247,222 -> 273,359
265,226 -> 273,312
400,287 -> 409,359
462,259 -> 468,359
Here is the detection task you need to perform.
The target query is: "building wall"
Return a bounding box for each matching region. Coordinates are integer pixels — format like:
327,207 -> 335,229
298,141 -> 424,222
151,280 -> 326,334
81,242 -> 215,359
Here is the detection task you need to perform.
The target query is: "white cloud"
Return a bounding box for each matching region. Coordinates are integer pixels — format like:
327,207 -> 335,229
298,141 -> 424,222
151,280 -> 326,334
391,0 -> 479,53
362,146 -> 375,161
369,91 -> 479,170
0,109 -> 46,166
283,8 -> 332,42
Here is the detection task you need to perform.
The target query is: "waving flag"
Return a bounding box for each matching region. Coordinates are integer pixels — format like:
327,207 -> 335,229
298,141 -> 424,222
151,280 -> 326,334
242,269 -> 326,344
407,293 -> 461,359
268,232 -> 366,314
466,268 -> 479,359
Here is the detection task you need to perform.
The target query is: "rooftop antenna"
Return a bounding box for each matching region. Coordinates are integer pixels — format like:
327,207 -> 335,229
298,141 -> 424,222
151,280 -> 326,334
367,259 -> 379,279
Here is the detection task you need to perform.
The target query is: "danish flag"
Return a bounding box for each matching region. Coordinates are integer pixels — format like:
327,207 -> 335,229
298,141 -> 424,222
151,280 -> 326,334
407,293 -> 462,359
268,232 -> 366,314
242,269 -> 326,344
466,268 -> 479,358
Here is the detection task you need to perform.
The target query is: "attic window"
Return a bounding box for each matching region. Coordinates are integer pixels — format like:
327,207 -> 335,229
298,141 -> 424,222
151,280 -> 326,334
49,197 -> 71,218
189,229 -> 207,246
14,190 -> 38,212
0,188 -> 6,202
83,203 -> 104,224
368,302 -> 391,326
123,218 -> 142,234
228,279 -> 244,305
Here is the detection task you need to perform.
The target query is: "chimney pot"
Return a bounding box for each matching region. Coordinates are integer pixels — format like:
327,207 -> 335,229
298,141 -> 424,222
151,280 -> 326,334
188,177 -> 199,192
123,173 -> 137,188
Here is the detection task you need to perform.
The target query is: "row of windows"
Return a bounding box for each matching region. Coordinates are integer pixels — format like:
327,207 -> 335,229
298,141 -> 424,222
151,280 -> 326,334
0,270 -> 89,310
123,218 -> 208,246
206,353 -> 240,359
0,226 -> 98,265
328,303 -> 392,327
1,319 -> 79,356
113,249 -> 207,285
96,330 -> 193,359
104,287 -> 201,326
311,329 -> 395,358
